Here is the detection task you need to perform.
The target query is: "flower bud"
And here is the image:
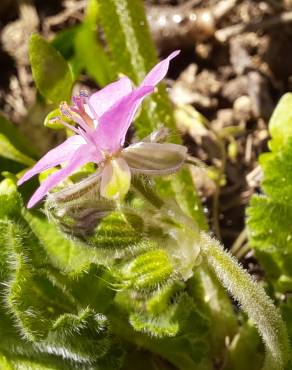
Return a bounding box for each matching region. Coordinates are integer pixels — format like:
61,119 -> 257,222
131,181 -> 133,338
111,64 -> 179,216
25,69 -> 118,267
46,172 -> 115,236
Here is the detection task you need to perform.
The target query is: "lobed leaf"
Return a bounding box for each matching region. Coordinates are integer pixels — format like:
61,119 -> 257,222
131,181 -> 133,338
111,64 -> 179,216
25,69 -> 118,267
247,95 -> 292,294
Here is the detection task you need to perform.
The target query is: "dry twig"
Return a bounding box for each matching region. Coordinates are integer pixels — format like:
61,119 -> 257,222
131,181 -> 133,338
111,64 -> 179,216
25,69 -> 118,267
216,10 -> 292,42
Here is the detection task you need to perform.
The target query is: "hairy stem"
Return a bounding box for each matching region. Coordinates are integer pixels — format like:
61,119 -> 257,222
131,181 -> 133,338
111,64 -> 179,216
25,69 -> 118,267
199,232 -> 290,370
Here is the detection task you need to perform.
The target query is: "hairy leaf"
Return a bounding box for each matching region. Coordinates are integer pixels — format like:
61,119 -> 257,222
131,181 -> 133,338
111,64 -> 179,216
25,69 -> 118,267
260,139 -> 292,203
110,293 -> 210,370
247,196 -> 292,290
247,95 -> 292,293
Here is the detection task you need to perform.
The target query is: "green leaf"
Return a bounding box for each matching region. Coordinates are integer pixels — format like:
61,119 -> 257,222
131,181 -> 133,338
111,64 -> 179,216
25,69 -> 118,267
74,24 -> 113,86
8,268 -> 76,341
0,178 -> 21,218
22,210 -> 99,274
269,93 -> 292,152
29,34 -> 73,103
0,133 -> 35,167
48,308 -> 112,363
74,0 -> 112,86
66,265 -> 115,312
0,115 -> 36,166
261,139 -> 292,203
129,292 -> 208,340
0,303 -> 75,369
84,0 -> 99,25
0,209 -> 122,368
110,293 -> 210,370
0,185 -> 128,368
51,25 -> 81,60
0,218 -> 75,341
247,133 -> 292,291
226,321 -> 264,370
97,0 -> 172,134
281,298 -> 292,342
196,267 -> 238,357
247,94 -> 292,294
247,195 -> 292,287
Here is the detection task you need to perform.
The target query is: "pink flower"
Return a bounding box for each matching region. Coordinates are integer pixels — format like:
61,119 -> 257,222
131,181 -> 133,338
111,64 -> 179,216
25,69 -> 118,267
18,50 -> 187,208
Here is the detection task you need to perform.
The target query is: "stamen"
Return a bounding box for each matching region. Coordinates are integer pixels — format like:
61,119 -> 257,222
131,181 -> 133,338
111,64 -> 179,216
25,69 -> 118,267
79,90 -> 89,98
49,117 -> 80,135
72,96 -> 85,113
49,117 -> 61,125
71,95 -> 95,129
71,113 -> 92,133
80,111 -> 95,129
60,102 -> 73,118
60,99 -> 95,133
87,99 -> 99,124
70,91 -> 98,128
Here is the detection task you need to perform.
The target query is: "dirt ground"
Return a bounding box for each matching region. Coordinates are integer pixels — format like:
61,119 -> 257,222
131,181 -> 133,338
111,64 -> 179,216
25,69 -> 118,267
1,0 -> 292,267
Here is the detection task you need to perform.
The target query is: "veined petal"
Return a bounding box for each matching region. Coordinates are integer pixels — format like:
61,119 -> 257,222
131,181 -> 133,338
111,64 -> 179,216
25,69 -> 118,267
100,157 -> 131,200
88,77 -> 133,118
94,86 -> 154,153
142,50 -> 180,87
91,51 -> 179,152
18,135 -> 86,185
122,142 -> 187,175
27,144 -> 101,208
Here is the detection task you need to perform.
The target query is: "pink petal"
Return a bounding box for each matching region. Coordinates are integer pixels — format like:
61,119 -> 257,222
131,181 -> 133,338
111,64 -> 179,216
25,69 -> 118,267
94,86 -> 154,153
27,144 -> 101,208
18,135 -> 86,186
142,50 -> 180,87
88,77 -> 133,118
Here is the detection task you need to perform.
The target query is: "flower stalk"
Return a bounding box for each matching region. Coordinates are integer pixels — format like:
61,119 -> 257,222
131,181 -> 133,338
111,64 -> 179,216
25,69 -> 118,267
199,232 -> 290,370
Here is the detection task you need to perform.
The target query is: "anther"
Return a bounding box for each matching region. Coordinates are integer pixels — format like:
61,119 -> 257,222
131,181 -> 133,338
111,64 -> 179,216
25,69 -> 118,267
49,117 -> 61,124
60,102 -> 72,118
79,90 -> 89,98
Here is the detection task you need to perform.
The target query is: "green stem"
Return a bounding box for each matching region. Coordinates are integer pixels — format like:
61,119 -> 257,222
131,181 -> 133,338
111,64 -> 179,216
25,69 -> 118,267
131,177 -> 164,209
230,228 -> 247,256
199,232 -> 290,370
235,242 -> 250,260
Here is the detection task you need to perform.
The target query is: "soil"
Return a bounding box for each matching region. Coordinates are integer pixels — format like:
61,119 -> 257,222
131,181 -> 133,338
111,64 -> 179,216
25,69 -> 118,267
1,0 -> 292,267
